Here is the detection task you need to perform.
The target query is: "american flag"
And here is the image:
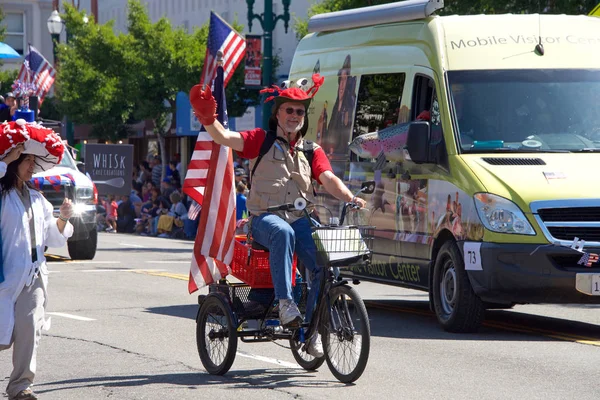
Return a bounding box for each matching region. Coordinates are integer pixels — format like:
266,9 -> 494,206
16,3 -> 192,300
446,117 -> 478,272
187,200 -> 201,221
199,12 -> 246,88
16,45 -> 56,103
183,63 -> 236,293
577,252 -> 599,267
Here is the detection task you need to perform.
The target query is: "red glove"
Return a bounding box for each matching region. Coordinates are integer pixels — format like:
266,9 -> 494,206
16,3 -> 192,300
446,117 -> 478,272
189,84 -> 218,126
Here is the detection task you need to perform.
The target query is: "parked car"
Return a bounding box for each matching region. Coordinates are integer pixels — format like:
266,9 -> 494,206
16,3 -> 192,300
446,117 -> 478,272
33,147 -> 98,260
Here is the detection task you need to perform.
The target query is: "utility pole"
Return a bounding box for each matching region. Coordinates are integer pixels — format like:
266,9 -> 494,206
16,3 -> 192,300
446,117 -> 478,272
91,0 -> 98,23
246,0 -> 291,129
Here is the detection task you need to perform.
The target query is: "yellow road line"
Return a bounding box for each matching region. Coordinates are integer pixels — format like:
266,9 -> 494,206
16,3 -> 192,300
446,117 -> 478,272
133,270 -> 188,281
364,300 -> 600,347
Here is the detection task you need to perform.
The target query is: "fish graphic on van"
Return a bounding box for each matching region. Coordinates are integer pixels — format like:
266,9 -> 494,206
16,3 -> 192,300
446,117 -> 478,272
348,122 -> 409,162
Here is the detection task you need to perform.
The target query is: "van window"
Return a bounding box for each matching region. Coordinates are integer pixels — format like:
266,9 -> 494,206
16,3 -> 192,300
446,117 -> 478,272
412,75 -> 434,120
352,73 -> 406,139
412,75 -> 443,142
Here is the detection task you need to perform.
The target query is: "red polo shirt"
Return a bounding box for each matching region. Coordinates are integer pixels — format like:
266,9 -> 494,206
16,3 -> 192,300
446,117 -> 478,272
236,128 -> 333,184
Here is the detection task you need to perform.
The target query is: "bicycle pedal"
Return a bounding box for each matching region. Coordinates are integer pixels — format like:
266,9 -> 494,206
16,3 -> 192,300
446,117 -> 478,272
282,317 -> 303,329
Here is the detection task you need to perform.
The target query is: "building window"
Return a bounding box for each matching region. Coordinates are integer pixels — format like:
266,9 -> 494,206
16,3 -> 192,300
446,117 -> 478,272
4,12 -> 25,56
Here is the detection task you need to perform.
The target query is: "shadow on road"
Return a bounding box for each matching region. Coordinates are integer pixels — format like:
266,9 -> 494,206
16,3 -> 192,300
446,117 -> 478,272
37,368 -> 345,395
365,299 -> 600,342
145,298 -> 600,345
146,304 -> 198,320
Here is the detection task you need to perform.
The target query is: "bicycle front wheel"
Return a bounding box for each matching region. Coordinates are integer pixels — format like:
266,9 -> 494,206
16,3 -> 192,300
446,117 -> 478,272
322,284 -> 370,383
290,330 -> 326,371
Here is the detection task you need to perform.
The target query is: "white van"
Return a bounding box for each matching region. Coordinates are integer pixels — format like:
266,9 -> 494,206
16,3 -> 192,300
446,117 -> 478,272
33,144 -> 98,260
289,0 -> 600,331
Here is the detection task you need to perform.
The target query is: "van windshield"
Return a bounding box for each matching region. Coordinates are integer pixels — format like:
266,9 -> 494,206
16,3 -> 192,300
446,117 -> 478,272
58,147 -> 77,168
448,69 -> 600,153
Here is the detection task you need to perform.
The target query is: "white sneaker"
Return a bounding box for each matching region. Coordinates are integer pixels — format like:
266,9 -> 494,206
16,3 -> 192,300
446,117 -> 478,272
279,299 -> 303,327
306,333 -> 324,358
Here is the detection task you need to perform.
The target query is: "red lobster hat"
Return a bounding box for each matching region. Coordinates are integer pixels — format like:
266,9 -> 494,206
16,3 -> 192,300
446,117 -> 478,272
0,119 -> 64,173
260,73 -> 324,135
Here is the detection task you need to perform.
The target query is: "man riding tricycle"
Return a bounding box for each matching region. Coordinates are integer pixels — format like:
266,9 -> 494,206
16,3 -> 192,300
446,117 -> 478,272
190,75 -> 374,383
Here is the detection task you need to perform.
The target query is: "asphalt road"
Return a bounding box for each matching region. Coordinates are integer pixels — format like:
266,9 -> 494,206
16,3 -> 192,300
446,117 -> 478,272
1,232 -> 599,399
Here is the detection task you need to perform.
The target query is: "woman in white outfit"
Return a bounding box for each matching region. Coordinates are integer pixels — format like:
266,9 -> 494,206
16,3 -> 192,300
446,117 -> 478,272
0,143 -> 74,400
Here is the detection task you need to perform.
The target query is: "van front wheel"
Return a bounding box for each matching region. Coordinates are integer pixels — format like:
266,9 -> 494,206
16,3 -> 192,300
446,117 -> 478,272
432,241 -> 485,333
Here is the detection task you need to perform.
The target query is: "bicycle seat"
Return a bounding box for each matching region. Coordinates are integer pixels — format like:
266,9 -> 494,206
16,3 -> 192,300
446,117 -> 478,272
251,240 -> 269,251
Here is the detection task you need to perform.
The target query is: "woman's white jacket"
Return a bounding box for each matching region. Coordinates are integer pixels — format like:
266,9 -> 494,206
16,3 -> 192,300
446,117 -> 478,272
0,161 -> 73,345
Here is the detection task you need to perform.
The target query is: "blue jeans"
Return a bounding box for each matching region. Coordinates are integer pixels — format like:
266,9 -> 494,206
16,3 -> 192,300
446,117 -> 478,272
251,213 -> 322,323
151,216 -> 159,236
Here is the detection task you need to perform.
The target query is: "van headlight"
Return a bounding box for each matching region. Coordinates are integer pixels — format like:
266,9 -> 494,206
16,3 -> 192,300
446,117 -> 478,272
474,193 -> 535,235
72,202 -> 88,215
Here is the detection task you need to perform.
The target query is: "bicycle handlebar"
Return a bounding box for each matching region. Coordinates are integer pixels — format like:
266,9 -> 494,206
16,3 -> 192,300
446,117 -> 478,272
267,197 -> 365,226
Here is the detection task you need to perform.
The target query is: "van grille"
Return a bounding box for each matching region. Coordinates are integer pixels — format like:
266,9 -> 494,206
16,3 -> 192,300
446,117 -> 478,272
38,184 -> 72,210
538,207 -> 600,222
546,227 -> 600,242
533,202 -> 600,245
481,157 -> 546,165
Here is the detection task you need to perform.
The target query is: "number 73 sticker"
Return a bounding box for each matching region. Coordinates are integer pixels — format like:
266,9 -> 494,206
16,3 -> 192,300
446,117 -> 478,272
463,242 -> 483,271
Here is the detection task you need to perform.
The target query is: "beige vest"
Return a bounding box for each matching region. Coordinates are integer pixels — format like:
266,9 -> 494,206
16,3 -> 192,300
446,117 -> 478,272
247,136 -> 318,223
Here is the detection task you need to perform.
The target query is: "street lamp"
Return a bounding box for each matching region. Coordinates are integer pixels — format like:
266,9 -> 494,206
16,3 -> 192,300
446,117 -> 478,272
47,10 -> 63,65
47,10 -> 64,35
246,0 -> 291,129
47,9 -> 79,148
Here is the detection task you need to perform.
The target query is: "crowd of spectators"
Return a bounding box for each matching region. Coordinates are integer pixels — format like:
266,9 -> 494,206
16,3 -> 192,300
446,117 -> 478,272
96,153 -> 250,240
96,153 -> 198,239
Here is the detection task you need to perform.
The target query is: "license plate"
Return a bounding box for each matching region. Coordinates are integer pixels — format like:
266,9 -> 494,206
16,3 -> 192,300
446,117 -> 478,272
576,273 -> 600,296
593,275 -> 600,296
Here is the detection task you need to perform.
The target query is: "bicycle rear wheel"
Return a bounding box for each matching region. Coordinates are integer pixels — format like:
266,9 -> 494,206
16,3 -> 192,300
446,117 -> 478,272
322,284 -> 370,383
196,295 -> 238,375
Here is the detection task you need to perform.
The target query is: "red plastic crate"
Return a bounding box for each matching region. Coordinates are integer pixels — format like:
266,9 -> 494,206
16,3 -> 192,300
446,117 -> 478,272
231,238 -> 297,288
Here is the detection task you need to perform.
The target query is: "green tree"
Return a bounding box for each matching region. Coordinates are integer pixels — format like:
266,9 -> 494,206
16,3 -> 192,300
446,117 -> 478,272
442,0 -> 597,15
0,7 -> 5,38
38,96 -> 62,122
55,0 -> 256,164
56,4 -> 135,142
295,0 -> 600,39
0,69 -> 18,97
126,0 -> 206,177
126,0 -> 257,178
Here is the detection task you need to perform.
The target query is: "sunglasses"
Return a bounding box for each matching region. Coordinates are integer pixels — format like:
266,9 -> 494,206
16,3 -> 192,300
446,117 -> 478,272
283,107 -> 306,117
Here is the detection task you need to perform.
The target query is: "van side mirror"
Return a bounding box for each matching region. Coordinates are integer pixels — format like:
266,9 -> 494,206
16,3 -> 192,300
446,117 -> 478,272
76,161 -> 85,173
406,121 -> 431,164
